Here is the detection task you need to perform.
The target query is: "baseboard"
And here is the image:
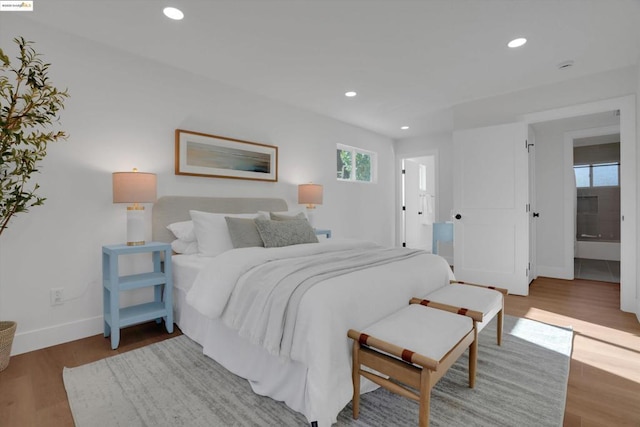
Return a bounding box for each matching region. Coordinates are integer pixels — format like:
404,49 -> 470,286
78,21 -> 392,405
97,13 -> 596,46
11,315 -> 104,356
536,266 -> 573,280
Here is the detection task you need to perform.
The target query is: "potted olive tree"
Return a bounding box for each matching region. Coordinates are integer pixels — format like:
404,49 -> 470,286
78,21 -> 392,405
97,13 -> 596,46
0,37 -> 69,370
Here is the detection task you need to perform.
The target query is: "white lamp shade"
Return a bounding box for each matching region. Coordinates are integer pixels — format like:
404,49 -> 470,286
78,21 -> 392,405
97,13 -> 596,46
112,172 -> 157,204
298,184 -> 323,207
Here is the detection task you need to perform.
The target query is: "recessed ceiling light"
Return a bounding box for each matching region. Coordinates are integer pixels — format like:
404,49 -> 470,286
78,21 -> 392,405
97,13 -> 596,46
163,7 -> 184,20
400,126 -> 410,130
345,91 -> 357,97
507,37 -> 527,48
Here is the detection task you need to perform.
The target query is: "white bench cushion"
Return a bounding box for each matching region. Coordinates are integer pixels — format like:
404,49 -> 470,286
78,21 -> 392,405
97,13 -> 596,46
362,304 -> 473,362
425,284 -> 502,332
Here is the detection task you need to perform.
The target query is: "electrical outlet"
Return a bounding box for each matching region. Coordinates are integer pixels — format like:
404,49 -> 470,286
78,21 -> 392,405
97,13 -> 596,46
50,287 -> 64,305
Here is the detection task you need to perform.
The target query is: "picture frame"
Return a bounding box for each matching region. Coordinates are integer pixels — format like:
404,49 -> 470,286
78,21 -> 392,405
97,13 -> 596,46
175,129 -> 278,182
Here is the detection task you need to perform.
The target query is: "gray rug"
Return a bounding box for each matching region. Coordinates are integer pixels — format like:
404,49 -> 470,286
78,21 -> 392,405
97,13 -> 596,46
63,315 -> 572,426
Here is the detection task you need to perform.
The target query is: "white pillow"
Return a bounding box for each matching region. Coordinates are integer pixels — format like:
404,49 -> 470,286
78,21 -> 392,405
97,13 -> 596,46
190,210 -> 260,257
167,220 -> 196,242
257,209 -> 308,220
171,239 -> 199,255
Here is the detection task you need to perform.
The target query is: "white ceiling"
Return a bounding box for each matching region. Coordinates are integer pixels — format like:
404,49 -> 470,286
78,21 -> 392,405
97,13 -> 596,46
21,0 -> 640,138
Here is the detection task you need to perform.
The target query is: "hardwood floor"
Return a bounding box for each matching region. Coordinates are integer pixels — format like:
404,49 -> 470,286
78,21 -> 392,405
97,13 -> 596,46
1,277 -> 639,426
506,278 -> 640,427
0,322 -> 182,427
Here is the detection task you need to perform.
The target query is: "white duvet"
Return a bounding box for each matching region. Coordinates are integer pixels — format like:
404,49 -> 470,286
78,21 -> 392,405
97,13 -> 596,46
186,239 -> 454,426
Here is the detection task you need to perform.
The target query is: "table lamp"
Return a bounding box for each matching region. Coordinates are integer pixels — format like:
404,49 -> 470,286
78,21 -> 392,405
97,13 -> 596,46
112,169 -> 157,246
298,183 -> 323,227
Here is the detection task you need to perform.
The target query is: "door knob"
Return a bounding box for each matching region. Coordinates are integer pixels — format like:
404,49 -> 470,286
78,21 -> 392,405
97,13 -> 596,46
455,213 -> 462,220
533,212 -> 540,218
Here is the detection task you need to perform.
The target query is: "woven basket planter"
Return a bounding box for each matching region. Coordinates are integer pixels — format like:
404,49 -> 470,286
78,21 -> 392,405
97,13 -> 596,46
0,321 -> 17,372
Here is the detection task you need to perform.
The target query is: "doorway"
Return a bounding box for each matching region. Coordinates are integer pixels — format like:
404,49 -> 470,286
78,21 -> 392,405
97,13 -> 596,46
524,95 -> 636,313
573,131 -> 621,283
401,155 -> 439,252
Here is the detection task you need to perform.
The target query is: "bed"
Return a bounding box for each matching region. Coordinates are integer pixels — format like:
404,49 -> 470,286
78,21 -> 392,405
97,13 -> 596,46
152,196 -> 454,426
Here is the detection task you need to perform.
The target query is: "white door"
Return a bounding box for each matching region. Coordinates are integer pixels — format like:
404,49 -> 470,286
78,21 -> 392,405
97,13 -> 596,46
453,122 -> 530,295
404,160 -> 421,248
528,127 -> 537,284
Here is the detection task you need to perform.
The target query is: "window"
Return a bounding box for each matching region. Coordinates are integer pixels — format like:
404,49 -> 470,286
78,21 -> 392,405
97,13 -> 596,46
574,166 -> 590,188
574,162 -> 619,188
337,144 -> 377,183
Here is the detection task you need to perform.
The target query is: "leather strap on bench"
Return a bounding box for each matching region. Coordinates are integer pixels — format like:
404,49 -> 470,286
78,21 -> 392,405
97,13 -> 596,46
347,329 -> 439,370
409,298 -> 483,322
449,280 -> 509,295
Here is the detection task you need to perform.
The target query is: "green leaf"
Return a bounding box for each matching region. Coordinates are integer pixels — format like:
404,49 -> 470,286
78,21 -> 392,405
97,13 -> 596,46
0,49 -> 9,67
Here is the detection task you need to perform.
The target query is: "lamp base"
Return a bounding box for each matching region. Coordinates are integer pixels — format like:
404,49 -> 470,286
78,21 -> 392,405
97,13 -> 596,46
306,208 -> 316,228
126,206 -> 146,246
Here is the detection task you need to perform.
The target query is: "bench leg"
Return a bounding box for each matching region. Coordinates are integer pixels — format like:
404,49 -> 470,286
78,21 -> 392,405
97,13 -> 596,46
469,326 -> 478,388
497,307 -> 504,346
352,341 -> 361,419
419,369 -> 431,427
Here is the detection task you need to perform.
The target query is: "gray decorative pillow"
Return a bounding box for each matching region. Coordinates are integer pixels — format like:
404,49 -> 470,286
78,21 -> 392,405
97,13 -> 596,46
225,217 -> 264,248
254,218 -> 318,248
269,212 -> 307,221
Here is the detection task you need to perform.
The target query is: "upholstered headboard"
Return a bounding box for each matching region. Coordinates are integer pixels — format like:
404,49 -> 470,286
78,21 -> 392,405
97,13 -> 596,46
152,196 -> 288,243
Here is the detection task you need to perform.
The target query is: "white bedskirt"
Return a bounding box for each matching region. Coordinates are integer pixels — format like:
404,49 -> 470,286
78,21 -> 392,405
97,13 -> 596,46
172,245 -> 453,426
174,285 -> 337,418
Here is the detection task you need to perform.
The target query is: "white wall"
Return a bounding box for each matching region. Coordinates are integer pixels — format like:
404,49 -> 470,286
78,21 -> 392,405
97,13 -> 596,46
453,66 -> 637,130
395,65 -> 638,314
0,17 -> 396,354
395,67 -> 635,235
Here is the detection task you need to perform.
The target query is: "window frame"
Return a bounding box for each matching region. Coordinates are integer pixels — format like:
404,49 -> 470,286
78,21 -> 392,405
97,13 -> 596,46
336,143 -> 377,183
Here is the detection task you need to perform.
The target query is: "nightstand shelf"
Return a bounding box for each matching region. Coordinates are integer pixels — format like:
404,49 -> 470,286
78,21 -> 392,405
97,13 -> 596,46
104,302 -> 168,329
102,242 -> 173,349
111,272 -> 167,291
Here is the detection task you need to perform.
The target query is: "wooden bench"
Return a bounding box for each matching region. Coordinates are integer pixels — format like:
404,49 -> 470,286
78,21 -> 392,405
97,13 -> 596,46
347,299 -> 482,427
426,280 -> 508,345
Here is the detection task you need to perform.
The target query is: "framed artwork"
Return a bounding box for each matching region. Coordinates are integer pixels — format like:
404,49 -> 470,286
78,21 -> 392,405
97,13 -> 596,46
175,129 -> 278,182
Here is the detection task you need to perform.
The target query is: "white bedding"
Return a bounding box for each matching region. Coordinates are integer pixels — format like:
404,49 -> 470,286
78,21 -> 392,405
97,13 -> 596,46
172,254 -> 209,293
175,239 -> 454,426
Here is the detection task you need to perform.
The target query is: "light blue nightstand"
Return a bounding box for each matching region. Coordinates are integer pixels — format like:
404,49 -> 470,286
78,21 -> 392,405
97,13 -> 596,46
314,229 -> 332,238
102,242 -> 173,349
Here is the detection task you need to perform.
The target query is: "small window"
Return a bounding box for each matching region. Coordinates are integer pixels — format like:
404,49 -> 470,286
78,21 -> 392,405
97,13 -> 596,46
574,162 -> 620,188
337,144 -> 376,183
574,165 -> 590,188
592,163 -> 619,187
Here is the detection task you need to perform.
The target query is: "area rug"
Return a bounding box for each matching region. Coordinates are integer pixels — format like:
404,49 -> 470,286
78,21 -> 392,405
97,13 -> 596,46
63,315 -> 573,426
